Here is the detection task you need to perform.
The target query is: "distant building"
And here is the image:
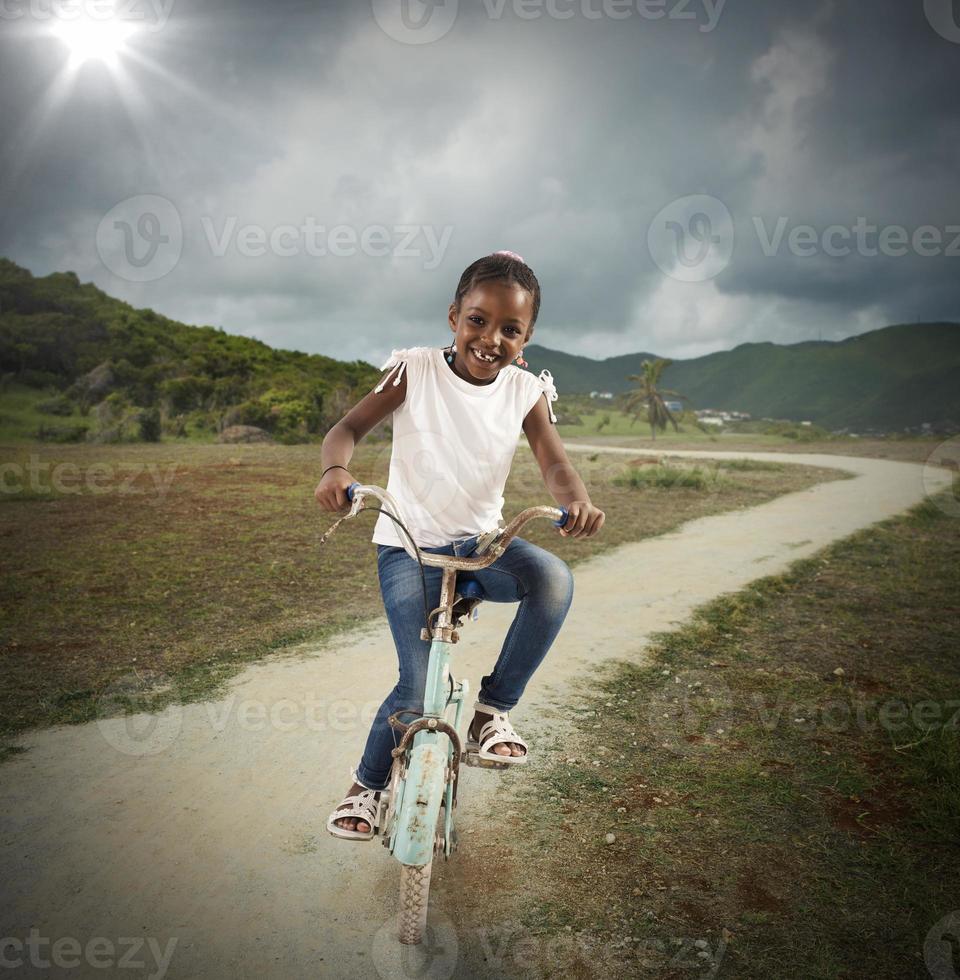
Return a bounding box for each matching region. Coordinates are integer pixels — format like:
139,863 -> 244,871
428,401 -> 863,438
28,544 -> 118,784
664,400 -> 684,413
695,408 -> 751,420
589,391 -> 614,400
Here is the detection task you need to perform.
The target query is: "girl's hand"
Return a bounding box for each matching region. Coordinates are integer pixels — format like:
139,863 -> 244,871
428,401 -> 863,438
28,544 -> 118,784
314,468 -> 356,512
558,500 -> 605,539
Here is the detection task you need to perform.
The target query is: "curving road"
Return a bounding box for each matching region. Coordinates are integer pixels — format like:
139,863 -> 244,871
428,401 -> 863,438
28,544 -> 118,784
0,448 -> 952,979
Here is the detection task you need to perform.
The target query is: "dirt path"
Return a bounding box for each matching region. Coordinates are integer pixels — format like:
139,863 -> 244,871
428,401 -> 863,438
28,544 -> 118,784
1,448 -> 951,979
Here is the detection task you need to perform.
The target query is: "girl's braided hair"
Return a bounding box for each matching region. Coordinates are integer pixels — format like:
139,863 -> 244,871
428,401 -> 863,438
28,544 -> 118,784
452,252 -> 541,331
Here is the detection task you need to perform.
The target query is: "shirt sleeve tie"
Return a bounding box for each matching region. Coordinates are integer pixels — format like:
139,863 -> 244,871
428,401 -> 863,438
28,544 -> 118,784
537,368 -> 559,423
374,348 -> 411,393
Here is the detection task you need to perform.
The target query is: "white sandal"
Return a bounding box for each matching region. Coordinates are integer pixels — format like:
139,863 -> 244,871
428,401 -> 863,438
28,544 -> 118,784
326,768 -> 390,841
464,701 -> 529,766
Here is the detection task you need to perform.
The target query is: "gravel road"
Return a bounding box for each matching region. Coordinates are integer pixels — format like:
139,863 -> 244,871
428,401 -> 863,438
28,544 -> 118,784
1,446 -> 952,979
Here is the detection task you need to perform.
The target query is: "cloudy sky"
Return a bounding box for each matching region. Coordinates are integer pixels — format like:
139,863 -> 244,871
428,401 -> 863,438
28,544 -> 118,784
1,0 -> 958,366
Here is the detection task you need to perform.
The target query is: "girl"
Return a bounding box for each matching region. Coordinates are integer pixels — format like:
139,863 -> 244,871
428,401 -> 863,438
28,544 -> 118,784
314,250 -> 605,840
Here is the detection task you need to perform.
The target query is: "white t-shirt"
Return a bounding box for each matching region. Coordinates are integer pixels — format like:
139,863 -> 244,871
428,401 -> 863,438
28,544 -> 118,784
369,345 -> 560,549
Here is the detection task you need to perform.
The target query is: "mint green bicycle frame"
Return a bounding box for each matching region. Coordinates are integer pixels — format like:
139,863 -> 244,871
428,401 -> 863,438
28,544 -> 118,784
334,482 -> 567,869
387,623 -> 468,866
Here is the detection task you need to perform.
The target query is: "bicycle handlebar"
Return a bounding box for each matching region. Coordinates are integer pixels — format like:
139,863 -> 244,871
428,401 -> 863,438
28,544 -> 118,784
342,482 -> 569,571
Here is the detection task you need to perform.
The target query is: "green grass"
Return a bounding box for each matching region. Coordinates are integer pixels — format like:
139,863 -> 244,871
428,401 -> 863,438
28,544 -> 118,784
613,461 -> 733,490
456,483 -> 960,979
557,408 -> 723,441
714,457 -> 786,472
0,383 -> 90,442
0,441 -> 844,743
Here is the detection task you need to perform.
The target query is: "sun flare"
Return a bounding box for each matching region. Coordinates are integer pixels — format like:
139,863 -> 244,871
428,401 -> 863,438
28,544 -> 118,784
51,15 -> 138,68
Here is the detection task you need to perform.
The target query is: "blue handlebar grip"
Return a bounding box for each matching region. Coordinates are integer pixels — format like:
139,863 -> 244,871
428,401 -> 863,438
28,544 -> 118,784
346,481 -> 360,501
553,506 -> 569,528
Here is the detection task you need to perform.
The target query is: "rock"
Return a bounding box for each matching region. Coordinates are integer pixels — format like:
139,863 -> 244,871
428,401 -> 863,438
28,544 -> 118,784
604,833 -> 616,845
74,361 -> 116,399
218,425 -> 273,444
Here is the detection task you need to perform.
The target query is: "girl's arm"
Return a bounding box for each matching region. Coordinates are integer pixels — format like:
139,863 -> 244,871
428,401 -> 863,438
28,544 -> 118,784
522,396 -> 605,539
315,370 -> 407,511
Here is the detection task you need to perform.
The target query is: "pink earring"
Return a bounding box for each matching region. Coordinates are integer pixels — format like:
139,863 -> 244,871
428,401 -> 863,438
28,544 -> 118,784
515,350 -> 528,368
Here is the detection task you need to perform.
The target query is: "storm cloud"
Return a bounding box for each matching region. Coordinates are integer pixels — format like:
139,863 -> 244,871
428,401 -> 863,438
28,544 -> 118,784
1,0 -> 958,366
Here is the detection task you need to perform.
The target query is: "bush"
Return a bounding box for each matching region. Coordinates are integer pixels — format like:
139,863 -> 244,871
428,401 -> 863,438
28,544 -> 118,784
274,429 -> 309,445
715,458 -> 784,471
36,393 -> 75,416
760,420 -> 831,442
613,462 -> 729,490
160,375 -> 213,412
227,399 -> 274,431
19,369 -> 62,388
138,406 -> 161,442
35,422 -> 89,443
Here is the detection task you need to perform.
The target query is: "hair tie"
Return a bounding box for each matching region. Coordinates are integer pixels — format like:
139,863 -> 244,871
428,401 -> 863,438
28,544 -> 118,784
493,249 -> 525,264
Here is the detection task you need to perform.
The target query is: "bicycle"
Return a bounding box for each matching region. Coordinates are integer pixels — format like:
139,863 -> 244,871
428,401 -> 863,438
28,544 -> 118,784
319,481 -> 567,945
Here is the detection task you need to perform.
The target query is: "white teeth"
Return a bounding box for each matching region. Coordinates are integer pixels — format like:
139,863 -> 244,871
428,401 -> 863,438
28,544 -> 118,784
471,348 -> 497,362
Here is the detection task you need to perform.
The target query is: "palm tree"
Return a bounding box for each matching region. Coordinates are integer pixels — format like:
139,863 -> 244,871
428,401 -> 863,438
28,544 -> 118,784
623,358 -> 687,440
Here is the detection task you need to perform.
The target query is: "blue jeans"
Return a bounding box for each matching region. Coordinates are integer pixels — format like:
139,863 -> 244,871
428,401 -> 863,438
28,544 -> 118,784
353,532 -> 575,791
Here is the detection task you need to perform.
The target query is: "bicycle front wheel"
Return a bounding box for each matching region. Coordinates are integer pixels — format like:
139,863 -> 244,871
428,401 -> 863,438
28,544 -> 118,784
398,861 -> 432,945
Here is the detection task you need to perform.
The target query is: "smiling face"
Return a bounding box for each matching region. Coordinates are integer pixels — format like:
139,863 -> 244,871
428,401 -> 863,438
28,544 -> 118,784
447,280 -> 535,385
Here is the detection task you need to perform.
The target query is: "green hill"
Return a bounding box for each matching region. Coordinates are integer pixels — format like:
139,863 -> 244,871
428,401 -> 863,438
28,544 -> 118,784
2,257 -> 957,441
0,258 -> 380,443
526,321 -> 960,430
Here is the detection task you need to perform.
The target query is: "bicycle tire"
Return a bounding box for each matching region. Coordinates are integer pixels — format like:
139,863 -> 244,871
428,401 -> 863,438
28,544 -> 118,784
398,861 -> 432,945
